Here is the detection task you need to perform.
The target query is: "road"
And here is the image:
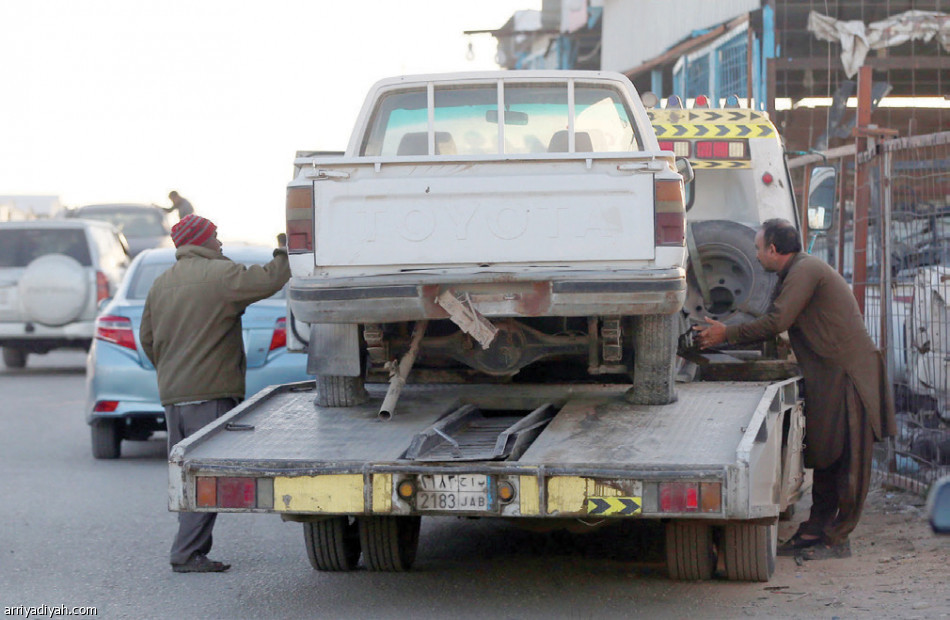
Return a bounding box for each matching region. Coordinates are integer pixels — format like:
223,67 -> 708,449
1,351 -> 947,619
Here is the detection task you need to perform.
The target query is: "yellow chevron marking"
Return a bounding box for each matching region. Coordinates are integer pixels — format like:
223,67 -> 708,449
691,160 -> 752,169
586,496 -> 642,516
651,123 -> 775,139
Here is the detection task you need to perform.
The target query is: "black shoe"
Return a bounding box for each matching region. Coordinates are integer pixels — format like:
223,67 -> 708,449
172,554 -> 231,573
777,532 -> 822,556
800,540 -> 851,560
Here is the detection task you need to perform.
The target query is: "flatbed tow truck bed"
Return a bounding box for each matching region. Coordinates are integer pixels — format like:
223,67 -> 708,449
169,378 -> 805,581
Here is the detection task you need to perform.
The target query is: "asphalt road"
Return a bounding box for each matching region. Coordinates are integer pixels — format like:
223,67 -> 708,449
1,351 -> 942,619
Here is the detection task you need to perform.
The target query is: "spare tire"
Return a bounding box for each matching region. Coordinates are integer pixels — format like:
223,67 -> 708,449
18,254 -> 90,326
685,220 -> 776,326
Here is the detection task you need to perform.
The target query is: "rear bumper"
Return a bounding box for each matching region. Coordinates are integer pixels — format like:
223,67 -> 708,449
289,269 -> 687,323
0,320 -> 94,349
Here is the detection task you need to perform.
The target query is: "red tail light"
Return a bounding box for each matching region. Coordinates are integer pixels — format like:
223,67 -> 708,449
659,482 -> 699,512
96,271 -> 110,303
96,315 -> 137,351
93,400 -> 119,412
654,179 -> 686,246
286,185 -> 314,253
694,140 -> 747,159
268,317 -> 287,351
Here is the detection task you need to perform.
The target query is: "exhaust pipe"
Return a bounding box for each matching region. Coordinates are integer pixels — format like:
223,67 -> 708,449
378,320 -> 428,421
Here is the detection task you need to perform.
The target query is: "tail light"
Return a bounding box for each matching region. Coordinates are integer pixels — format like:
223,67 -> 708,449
695,140 -> 747,159
286,185 -> 314,253
654,179 -> 686,246
93,400 -> 119,412
96,315 -> 136,351
658,140 -> 691,157
96,271 -> 110,303
196,476 -> 274,509
657,481 -> 721,513
268,317 -> 287,351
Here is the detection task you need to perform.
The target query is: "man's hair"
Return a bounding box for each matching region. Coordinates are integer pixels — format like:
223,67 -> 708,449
761,218 -> 802,255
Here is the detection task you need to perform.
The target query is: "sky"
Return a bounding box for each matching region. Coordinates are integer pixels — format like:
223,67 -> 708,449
0,1 -> 539,245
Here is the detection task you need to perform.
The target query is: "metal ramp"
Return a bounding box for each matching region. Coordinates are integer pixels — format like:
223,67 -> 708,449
403,403 -> 557,462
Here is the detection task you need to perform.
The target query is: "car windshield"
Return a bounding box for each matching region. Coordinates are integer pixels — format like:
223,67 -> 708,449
77,208 -> 168,237
360,81 -> 639,156
127,257 -> 286,300
0,229 -> 92,267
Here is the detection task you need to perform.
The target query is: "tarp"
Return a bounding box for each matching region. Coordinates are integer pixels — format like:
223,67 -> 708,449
807,10 -> 950,78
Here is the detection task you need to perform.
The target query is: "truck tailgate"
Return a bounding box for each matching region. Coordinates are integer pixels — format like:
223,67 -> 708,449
312,160 -> 656,269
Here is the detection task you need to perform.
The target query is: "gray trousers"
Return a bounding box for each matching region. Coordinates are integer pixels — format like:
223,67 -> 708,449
165,398 -> 238,565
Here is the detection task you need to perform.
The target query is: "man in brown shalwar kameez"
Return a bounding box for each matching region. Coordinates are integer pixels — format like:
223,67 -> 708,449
695,218 -> 896,559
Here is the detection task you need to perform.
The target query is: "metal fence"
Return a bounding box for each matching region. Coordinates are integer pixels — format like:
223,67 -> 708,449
792,131 -> 950,494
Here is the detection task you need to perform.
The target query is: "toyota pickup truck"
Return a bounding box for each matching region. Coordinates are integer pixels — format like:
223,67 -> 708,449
284,71 -> 691,407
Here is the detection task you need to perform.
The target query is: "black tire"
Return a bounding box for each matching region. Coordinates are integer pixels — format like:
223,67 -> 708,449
627,313 -> 678,405
314,375 -> 369,408
666,521 -> 716,580
358,515 -> 421,572
91,420 -> 121,459
722,522 -> 777,582
303,517 -> 360,571
685,220 -> 777,326
2,347 -> 27,369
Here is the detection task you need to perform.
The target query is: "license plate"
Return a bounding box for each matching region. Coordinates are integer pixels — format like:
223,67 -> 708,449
415,474 -> 492,512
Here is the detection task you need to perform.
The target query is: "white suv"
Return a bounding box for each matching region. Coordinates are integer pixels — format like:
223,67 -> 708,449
0,220 -> 130,368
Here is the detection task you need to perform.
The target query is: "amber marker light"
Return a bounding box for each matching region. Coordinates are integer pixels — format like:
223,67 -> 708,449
397,479 -> 416,500
497,480 -> 516,504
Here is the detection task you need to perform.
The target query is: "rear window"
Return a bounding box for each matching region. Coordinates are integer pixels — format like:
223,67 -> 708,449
76,208 -> 168,237
127,258 -> 287,300
0,229 -> 92,267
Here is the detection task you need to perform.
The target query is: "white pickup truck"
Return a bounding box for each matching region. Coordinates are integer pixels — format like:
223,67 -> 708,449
285,71 -> 690,407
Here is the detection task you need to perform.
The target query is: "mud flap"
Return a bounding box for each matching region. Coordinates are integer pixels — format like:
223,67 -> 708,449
307,323 -> 361,376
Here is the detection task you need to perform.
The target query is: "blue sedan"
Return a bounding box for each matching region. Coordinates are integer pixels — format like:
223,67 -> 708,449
86,245 -> 310,459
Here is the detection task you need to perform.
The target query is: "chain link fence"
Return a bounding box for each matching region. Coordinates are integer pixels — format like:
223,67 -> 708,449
793,131 -> 950,494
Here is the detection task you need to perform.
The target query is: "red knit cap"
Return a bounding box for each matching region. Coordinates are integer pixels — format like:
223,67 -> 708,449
171,214 -> 216,248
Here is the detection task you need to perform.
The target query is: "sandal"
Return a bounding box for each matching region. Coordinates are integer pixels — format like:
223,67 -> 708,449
800,540 -> 851,560
777,531 -> 822,556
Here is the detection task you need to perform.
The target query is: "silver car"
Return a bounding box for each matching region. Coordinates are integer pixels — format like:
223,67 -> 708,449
0,219 -> 129,368
85,245 -> 310,459
63,203 -> 174,256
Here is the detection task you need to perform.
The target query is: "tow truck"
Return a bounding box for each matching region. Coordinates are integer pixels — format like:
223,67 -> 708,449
169,77 -> 808,582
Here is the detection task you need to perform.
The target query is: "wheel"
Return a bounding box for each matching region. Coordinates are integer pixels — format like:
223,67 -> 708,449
2,347 -> 27,369
303,516 -> 360,571
90,420 -> 121,459
314,375 -> 369,408
722,522 -> 777,582
684,220 -> 777,326
358,515 -> 421,572
665,521 -> 716,580
627,313 -> 678,405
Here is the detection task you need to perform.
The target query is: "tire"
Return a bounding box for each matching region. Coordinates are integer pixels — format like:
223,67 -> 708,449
91,420 -> 121,459
666,521 -> 716,580
18,254 -> 90,326
358,515 -> 421,572
627,313 -> 678,405
314,375 -> 369,407
684,220 -> 777,326
303,517 -> 360,571
722,522 -> 777,582
2,347 -> 27,369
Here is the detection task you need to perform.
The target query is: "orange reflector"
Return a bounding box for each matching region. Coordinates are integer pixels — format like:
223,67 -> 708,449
397,480 -> 416,500
196,477 -> 217,508
700,482 -> 722,513
497,481 -> 516,503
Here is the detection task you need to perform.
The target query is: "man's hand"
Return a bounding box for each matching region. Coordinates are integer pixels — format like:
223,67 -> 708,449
694,316 -> 727,349
277,233 -> 287,248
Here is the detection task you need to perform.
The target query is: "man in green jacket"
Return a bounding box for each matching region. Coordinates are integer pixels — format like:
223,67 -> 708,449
140,214 -> 290,573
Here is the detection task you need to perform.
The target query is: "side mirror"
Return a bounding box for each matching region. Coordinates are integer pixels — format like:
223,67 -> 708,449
807,165 -> 837,231
676,157 -> 695,211
927,475 -> 950,534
